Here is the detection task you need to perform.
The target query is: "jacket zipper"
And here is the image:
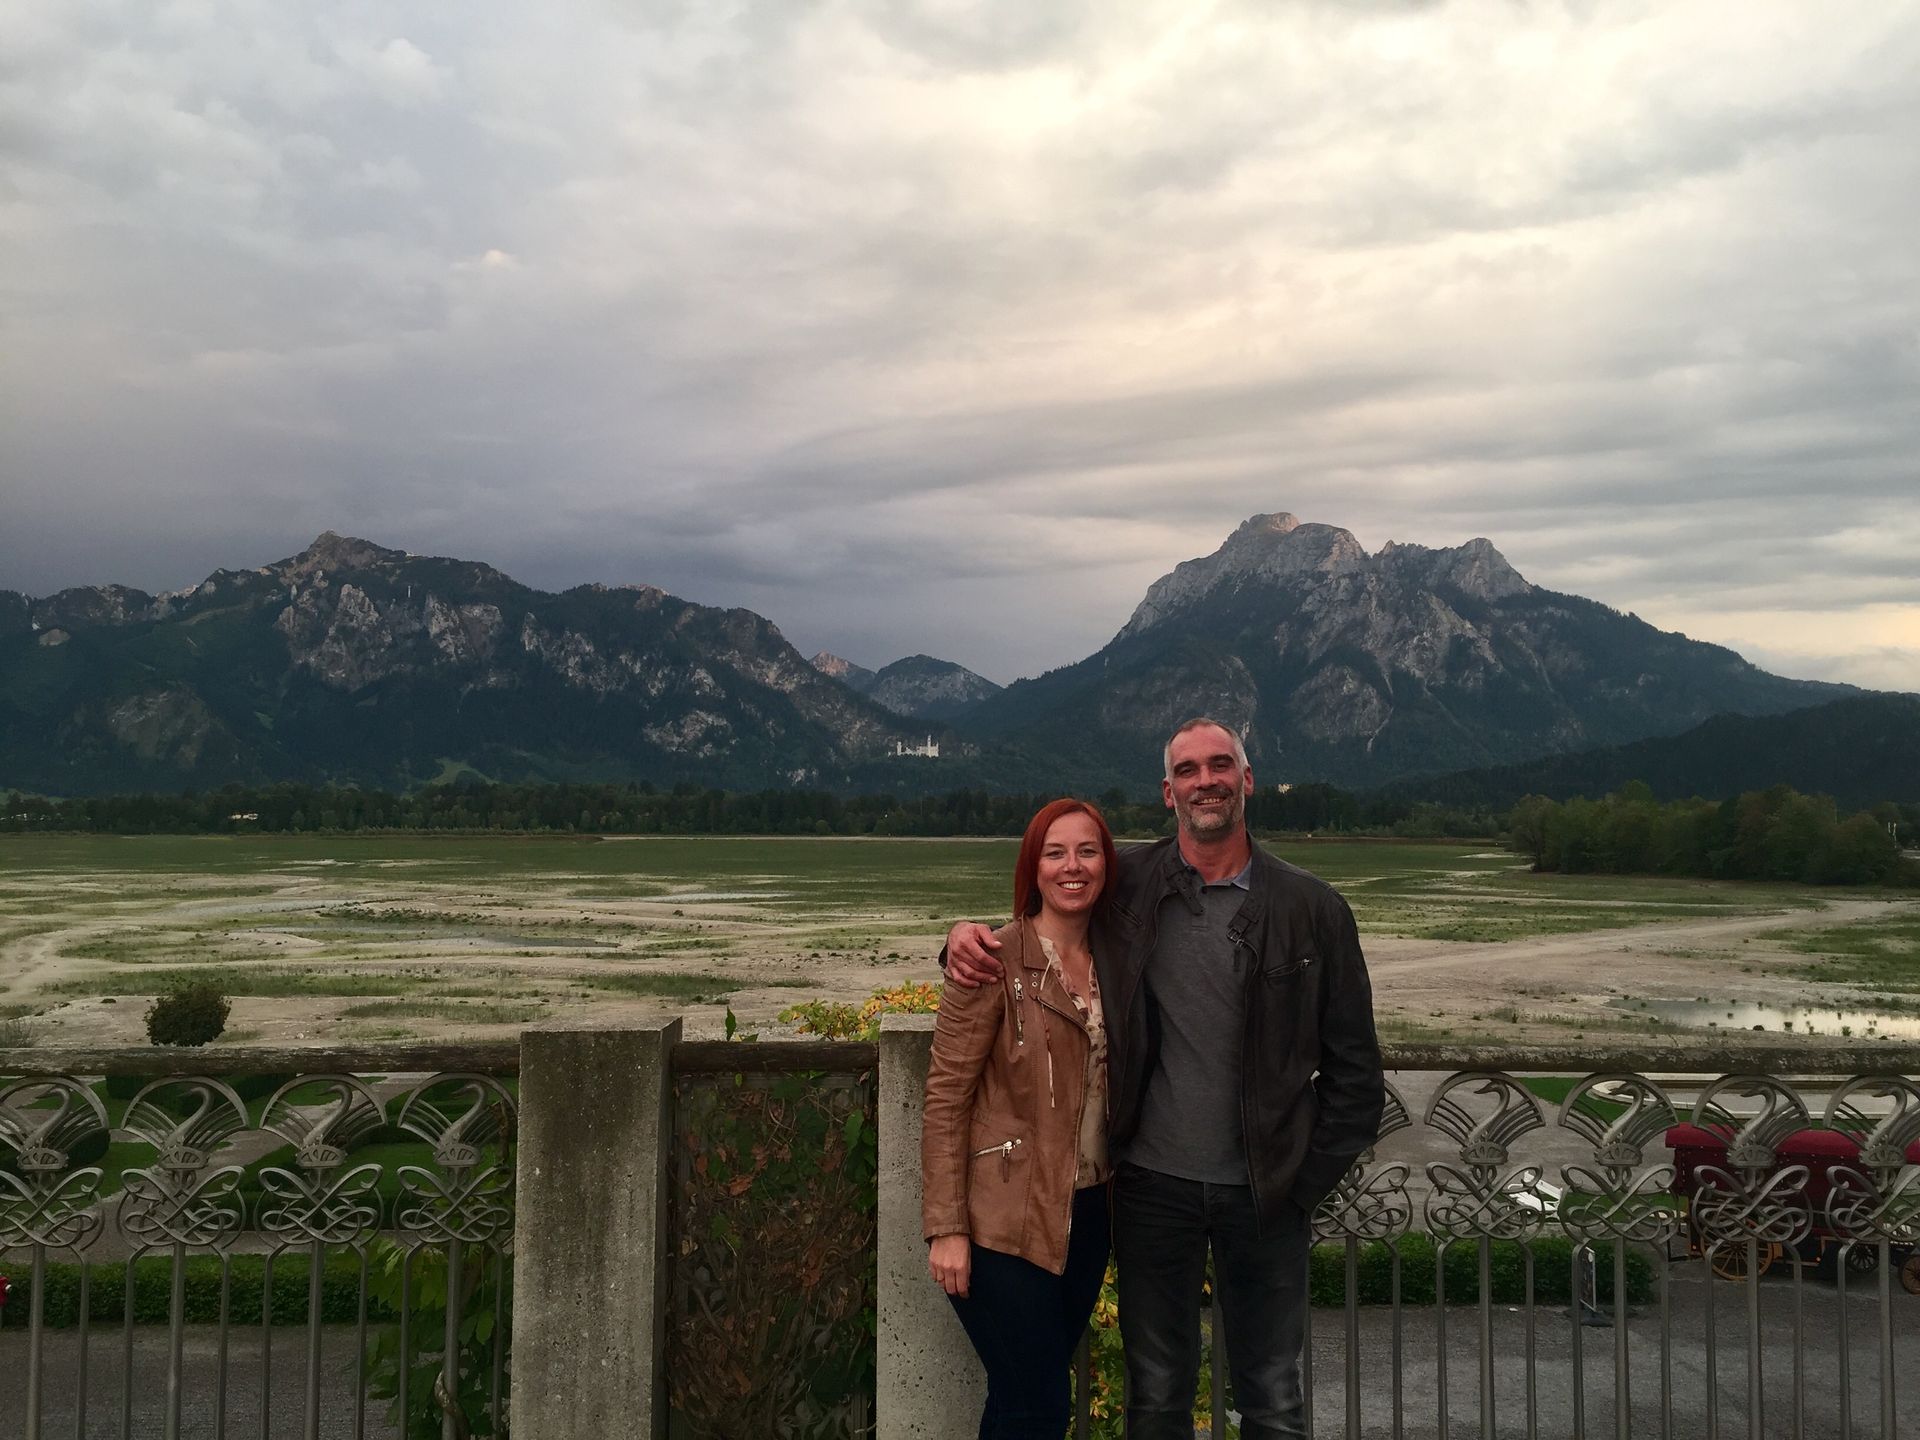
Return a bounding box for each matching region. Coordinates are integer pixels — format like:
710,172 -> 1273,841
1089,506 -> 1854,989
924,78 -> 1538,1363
1012,975 -> 1025,1044
1115,901 -> 1158,1126
1064,1023 -> 1093,1243
972,1136 -> 1022,1180
1034,987 -> 1083,1111
1039,966 -> 1094,1241
1234,920 -> 1264,1225
1124,902 -> 1158,1041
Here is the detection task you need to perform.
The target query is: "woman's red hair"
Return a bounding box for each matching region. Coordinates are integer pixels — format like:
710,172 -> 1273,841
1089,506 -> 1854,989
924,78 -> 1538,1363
1012,798 -> 1119,918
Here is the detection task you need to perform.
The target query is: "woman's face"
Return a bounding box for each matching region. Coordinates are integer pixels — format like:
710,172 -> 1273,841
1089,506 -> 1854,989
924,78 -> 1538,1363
1036,811 -> 1106,919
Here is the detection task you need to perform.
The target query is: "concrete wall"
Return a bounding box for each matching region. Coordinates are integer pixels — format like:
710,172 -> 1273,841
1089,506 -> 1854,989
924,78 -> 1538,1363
511,1019 -> 680,1440
877,1016 -> 985,1440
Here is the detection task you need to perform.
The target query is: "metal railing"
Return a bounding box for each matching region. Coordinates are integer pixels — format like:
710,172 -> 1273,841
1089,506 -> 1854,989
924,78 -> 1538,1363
1151,1044 -> 1920,1440
6,1036 -> 1919,1439
0,1044 -> 517,1440
875,1026 -> 1920,1440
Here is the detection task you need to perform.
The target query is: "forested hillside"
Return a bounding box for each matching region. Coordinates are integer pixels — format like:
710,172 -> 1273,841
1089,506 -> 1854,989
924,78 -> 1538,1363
1382,694 -> 1920,811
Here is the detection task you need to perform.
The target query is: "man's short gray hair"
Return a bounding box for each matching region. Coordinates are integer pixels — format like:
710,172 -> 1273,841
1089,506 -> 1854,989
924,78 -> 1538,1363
1163,717 -> 1249,781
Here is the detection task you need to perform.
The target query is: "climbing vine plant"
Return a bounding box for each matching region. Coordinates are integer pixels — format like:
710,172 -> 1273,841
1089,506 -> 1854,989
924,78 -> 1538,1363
668,1065 -> 879,1438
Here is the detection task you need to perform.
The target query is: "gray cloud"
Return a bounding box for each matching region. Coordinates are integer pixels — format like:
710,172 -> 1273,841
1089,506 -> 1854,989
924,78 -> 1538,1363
3,0 -> 1918,687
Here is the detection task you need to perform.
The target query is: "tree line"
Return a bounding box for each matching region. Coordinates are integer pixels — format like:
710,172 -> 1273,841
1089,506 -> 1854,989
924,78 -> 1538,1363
15,778 -> 1907,888
1,778 -> 1498,839
1506,783 -> 1916,886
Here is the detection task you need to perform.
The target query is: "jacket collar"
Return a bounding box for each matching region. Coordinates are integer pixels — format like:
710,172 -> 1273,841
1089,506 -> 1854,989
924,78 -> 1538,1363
1146,831 -> 1269,933
1146,829 -> 1264,886
1012,916 -> 1093,1032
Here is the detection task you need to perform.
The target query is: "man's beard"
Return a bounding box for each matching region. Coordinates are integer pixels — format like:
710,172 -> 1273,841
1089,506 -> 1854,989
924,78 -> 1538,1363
1179,788 -> 1242,837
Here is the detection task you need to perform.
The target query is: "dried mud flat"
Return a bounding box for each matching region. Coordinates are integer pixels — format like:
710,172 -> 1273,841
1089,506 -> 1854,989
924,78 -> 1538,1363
1364,898 -> 1920,1048
1,835 -> 1914,1050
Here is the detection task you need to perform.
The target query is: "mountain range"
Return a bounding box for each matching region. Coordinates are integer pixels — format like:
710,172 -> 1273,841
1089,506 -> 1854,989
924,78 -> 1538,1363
0,533 -> 920,794
0,518 -> 1876,798
960,514 -> 1852,789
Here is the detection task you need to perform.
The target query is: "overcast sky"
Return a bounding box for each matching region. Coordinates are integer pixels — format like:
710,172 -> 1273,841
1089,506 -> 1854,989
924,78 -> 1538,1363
4,0 -> 1917,688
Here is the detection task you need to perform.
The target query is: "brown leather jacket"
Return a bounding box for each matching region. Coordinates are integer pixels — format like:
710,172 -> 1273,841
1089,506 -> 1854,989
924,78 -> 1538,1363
922,917 -> 1098,1276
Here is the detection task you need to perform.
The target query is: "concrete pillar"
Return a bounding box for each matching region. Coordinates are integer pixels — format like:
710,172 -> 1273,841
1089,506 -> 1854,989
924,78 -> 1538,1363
877,1015 -> 984,1439
511,1019 -> 681,1440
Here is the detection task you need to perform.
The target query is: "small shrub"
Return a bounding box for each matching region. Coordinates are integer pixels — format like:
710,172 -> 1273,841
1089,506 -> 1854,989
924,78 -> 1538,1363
145,981 -> 231,1047
0,1253 -> 393,1329
780,981 -> 942,1041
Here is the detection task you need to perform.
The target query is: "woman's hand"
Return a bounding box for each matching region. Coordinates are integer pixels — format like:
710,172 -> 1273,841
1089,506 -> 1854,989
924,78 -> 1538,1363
928,1234 -> 971,1297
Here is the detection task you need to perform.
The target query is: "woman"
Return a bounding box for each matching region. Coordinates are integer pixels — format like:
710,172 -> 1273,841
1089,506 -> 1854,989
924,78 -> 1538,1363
922,797 -> 1117,1438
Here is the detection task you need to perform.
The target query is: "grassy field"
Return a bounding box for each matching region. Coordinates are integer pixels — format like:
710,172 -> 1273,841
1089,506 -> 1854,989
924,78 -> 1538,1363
0,832 -> 1904,1046
0,832 -> 1834,939
1783,914 -> 1920,1001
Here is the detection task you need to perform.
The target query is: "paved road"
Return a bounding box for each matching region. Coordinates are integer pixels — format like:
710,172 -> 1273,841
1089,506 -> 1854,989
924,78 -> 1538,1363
0,1323 -> 407,1439
1290,1266 -> 1920,1439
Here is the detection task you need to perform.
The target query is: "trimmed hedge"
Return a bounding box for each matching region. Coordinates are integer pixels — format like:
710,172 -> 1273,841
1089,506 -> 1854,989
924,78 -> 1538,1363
0,1253 -> 399,1329
2,1234 -> 1650,1332
1308,1234 -> 1655,1306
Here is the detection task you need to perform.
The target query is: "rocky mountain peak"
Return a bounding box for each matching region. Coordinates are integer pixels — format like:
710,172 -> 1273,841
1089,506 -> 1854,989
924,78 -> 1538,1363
807,649 -> 999,722
1378,537 -> 1531,601
865,654 -> 1002,723
810,651 -> 876,688
973,513 -> 1851,790
30,584 -> 160,631
1118,513 -> 1367,639
277,532 -> 408,583
1239,511 -> 1301,540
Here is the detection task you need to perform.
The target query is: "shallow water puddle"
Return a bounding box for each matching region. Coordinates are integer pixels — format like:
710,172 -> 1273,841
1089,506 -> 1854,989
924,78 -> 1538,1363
1609,997 -> 1920,1040
650,889 -> 789,902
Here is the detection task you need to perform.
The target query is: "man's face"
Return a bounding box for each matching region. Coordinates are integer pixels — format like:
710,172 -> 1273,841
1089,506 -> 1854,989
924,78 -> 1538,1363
1162,724 -> 1253,842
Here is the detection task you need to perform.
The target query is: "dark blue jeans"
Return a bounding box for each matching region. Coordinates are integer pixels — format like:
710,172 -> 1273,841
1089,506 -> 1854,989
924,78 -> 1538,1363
1112,1163 -> 1310,1440
947,1184 -> 1112,1440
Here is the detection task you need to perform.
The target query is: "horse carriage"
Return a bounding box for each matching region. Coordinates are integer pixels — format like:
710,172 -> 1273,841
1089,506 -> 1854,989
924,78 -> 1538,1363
1666,1119 -> 1920,1291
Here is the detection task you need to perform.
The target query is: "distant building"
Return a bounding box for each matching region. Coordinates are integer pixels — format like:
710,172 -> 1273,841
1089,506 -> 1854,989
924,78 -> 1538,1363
1275,783 -> 1293,794
229,812 -> 260,822
894,735 -> 940,758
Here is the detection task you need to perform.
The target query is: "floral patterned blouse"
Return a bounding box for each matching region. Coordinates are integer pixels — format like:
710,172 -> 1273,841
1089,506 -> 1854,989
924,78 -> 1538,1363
1038,934 -> 1109,1187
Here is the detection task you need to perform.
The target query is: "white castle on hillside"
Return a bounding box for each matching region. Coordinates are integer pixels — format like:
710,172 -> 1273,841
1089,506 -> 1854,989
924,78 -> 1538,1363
894,734 -> 940,758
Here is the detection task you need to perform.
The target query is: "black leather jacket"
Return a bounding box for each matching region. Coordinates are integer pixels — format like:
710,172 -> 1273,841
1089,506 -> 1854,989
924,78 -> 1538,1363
1093,835 -> 1385,1231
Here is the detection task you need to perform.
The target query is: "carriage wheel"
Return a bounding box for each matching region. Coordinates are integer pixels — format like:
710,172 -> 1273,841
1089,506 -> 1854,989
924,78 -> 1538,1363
1818,1240 -> 1882,1280
1708,1239 -> 1781,1282
1843,1243 -> 1881,1279
1900,1251 -> 1920,1297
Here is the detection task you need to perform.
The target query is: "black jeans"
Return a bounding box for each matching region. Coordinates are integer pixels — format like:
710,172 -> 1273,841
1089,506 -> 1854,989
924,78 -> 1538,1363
1112,1163 -> 1310,1440
946,1183 -> 1112,1440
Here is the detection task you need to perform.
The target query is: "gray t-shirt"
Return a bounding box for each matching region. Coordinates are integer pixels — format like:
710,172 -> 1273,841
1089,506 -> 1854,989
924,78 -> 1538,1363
1118,877 -> 1252,1184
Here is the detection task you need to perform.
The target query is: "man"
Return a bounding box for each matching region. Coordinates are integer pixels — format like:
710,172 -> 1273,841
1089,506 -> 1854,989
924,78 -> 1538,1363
944,717 -> 1384,1439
